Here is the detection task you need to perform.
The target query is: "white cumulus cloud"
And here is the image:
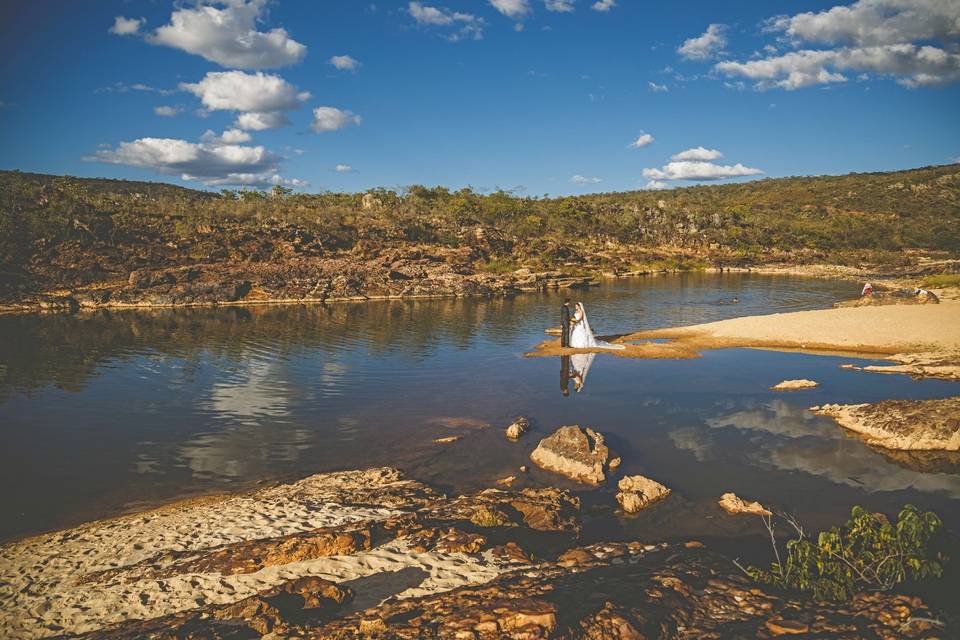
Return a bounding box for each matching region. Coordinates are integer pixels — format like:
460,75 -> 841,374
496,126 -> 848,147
110,16 -> 145,36
87,136 -> 302,187
630,133 -> 654,148
490,0 -> 531,19
201,128 -> 253,144
148,0 -> 306,69
648,81 -> 668,92
334,164 -> 354,173
153,105 -> 182,117
771,0 -> 960,47
642,160 -> 762,181
678,23 -> 727,60
570,174 -> 602,184
672,146 -> 722,161
545,0 -> 575,12
235,112 -> 290,131
329,55 -> 361,71
312,107 -> 362,133
180,71 -> 309,130
408,2 -> 485,41
591,0 -> 616,12
715,1 -> 960,89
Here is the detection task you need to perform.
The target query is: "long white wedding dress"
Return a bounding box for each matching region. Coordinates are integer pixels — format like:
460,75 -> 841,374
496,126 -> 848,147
569,302 -> 625,350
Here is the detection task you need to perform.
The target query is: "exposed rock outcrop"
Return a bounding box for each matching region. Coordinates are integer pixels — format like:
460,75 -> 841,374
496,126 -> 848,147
305,542 -> 941,639
843,350 -> 960,381
771,379 -> 818,390
812,397 -> 960,450
530,426 -> 614,485
718,492 -> 772,517
80,522 -> 374,585
835,289 -> 940,307
616,474 -> 671,514
505,417 -> 530,440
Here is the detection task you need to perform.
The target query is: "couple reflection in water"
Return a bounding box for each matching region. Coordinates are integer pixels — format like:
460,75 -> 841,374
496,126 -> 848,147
558,298 -> 624,395
560,352 -> 594,395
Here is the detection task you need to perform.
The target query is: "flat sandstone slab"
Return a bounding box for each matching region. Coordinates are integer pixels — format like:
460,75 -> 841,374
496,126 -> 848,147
771,378 -> 818,390
812,397 -> 960,451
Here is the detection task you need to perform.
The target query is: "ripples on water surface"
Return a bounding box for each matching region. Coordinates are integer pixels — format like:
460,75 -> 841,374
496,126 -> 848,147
1,273 -> 958,545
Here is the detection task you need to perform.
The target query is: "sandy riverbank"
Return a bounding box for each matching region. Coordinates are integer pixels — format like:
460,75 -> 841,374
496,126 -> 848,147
1,464 -> 947,639
530,301 -> 960,379
0,468 -> 516,639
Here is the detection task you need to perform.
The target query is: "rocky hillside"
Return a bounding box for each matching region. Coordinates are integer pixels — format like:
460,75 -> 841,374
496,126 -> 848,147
1,165 -> 958,309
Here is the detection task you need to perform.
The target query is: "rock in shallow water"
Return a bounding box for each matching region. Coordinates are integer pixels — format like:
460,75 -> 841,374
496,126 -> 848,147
812,397 -> 960,451
530,425 -> 613,485
771,378 -> 819,390
718,492 -> 772,516
616,474 -> 671,513
505,416 -> 530,440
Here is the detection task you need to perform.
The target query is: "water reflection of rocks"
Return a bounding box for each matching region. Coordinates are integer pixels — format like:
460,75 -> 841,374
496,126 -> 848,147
671,399 -> 960,498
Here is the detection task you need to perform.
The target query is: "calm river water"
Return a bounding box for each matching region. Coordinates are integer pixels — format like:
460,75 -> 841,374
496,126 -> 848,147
2,273 -> 958,548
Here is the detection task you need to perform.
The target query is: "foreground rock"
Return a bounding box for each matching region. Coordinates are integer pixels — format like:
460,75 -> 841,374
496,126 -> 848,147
505,416 -> 530,440
812,397 -> 960,450
718,492 -> 772,517
303,542 -> 941,639
771,378 -> 818,390
616,474 -> 671,514
530,426 -> 614,485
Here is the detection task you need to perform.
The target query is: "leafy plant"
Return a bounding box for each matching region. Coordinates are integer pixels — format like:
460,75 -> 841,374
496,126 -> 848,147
740,505 -> 945,602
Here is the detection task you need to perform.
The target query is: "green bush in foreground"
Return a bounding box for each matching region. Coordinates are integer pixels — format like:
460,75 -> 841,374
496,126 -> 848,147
743,505 -> 944,602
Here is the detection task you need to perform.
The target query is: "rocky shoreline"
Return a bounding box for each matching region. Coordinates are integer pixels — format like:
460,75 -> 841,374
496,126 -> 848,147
1,464 -> 949,639
3,251 -> 957,316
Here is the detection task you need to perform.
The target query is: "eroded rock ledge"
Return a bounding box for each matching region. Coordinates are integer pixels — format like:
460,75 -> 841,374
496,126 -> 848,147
812,397 -> 960,451
89,542 -> 942,639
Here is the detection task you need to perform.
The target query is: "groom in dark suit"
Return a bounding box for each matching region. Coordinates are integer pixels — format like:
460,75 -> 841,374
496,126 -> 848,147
560,298 -> 572,348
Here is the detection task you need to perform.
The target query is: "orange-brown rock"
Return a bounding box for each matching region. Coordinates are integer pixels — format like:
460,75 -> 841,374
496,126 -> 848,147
530,426 -> 614,485
307,542 -> 939,639
81,522 -> 373,584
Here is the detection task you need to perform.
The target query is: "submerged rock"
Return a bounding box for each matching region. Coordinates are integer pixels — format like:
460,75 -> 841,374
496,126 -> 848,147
616,474 -> 671,513
812,397 -> 960,450
718,492 -> 772,516
505,416 -> 530,440
530,425 -> 613,485
771,378 -> 818,390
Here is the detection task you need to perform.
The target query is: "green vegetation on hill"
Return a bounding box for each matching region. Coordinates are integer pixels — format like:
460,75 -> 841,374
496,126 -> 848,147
1,165 -> 958,298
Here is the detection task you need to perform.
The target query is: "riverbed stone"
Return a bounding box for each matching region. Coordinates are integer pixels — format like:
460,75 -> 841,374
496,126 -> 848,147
529,425 -> 612,484
616,475 -> 670,513
505,416 -> 530,440
718,492 -> 772,516
771,379 -> 819,390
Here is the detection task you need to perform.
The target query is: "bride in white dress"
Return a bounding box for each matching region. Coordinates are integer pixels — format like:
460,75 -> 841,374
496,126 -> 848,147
569,302 -> 625,350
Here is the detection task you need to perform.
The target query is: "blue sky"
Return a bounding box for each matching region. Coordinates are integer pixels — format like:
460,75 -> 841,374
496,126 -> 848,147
1,0 -> 958,195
